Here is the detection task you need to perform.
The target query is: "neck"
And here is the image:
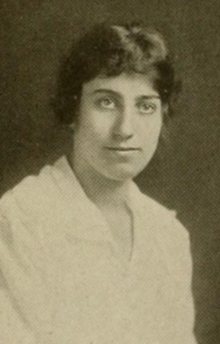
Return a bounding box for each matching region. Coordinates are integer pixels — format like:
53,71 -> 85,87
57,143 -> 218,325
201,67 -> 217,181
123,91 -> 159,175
68,155 -> 131,209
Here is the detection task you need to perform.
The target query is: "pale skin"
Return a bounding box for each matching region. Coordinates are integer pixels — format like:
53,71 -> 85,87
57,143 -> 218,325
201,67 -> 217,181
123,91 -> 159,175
70,73 -> 166,262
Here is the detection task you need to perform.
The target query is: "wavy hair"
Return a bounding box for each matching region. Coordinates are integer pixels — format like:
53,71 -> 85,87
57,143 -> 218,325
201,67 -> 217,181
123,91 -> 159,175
52,22 -> 179,124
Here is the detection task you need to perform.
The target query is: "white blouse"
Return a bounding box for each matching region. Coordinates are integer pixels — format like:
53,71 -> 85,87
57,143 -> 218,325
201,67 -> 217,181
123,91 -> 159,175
0,157 -> 196,343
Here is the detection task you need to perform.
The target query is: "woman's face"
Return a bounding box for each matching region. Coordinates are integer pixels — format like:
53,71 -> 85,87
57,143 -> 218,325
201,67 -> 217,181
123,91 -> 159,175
73,73 -> 164,182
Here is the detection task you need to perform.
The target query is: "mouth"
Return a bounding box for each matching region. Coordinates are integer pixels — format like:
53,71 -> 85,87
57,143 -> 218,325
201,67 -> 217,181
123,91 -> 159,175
106,147 -> 140,151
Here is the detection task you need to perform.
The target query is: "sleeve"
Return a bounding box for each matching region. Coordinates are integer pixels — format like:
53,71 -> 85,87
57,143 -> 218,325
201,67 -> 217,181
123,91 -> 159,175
0,289 -> 36,344
0,212 -> 55,344
0,215 -> 36,344
165,213 -> 197,344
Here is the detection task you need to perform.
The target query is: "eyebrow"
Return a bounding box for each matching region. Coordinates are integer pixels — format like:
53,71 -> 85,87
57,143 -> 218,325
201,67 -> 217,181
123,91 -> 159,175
91,89 -> 160,100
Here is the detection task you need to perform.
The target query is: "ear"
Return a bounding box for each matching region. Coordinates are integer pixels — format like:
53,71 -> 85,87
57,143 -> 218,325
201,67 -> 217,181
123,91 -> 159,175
162,103 -> 170,125
69,122 -> 76,131
162,103 -> 169,116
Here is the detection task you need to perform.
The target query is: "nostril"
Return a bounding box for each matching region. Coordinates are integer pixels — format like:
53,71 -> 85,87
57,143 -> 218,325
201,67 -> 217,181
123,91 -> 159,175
112,131 -> 133,140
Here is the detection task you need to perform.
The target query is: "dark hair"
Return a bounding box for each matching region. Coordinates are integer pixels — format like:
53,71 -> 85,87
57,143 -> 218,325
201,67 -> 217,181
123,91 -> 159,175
52,22 -> 179,124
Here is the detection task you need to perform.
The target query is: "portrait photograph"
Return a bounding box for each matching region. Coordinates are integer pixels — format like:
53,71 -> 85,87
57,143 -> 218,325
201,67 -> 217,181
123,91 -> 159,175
0,1 -> 220,343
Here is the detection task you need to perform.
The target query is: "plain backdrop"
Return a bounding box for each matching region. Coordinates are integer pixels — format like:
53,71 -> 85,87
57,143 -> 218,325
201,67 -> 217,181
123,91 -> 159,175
1,1 -> 220,343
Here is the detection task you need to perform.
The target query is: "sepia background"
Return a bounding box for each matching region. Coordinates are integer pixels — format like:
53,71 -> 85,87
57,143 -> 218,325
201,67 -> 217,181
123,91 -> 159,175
1,0 -> 220,343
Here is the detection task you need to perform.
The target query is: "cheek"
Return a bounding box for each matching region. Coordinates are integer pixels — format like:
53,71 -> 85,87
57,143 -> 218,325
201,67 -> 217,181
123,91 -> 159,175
140,118 -> 162,144
84,118 -> 114,146
75,115 -> 110,148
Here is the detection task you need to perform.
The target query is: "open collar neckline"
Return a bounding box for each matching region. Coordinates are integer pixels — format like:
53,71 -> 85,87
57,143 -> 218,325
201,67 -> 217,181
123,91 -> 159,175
51,156 -> 141,244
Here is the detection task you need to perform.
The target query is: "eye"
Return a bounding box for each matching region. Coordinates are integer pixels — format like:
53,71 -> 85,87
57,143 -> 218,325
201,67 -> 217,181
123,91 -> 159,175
137,101 -> 157,115
98,97 -> 116,110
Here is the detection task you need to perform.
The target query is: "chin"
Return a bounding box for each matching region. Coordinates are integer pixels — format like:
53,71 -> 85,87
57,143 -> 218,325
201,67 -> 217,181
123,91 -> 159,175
103,166 -> 144,182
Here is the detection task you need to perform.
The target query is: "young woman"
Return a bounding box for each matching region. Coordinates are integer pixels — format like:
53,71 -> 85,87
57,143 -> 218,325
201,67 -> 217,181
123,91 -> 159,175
0,23 -> 196,343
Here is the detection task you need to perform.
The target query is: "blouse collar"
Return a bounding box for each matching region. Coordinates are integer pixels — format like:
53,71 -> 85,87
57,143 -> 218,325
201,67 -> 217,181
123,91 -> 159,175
50,156 -> 142,243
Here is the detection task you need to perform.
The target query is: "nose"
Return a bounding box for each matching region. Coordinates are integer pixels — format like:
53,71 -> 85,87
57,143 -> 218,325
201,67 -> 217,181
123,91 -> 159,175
112,107 -> 134,140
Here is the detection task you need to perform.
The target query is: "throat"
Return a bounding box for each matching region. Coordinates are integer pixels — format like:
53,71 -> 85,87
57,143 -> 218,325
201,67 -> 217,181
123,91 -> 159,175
72,162 -> 131,209
100,203 -> 134,262
69,154 -> 134,261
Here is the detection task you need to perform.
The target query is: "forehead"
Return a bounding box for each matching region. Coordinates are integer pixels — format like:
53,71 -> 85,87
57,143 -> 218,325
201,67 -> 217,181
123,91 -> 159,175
82,72 -> 159,98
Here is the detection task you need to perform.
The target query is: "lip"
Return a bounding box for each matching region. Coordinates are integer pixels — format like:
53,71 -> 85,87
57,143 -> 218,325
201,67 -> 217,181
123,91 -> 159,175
105,147 -> 140,151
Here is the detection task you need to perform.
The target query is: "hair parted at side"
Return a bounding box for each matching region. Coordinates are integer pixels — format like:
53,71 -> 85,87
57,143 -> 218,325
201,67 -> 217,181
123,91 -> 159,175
52,22 -> 180,124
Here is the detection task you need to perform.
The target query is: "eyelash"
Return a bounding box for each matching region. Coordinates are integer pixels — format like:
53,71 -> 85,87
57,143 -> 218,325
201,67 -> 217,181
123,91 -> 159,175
137,102 -> 157,115
96,97 -> 116,110
96,97 -> 158,115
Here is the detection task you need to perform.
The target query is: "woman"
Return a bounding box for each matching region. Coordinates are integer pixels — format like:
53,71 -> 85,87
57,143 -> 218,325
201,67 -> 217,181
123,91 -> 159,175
0,23 -> 196,343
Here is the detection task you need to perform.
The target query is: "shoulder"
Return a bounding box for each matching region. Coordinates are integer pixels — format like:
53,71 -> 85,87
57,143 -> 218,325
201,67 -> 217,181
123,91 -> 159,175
0,161 -> 65,277
0,162 -> 59,222
132,184 -> 192,278
135,186 -> 189,242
